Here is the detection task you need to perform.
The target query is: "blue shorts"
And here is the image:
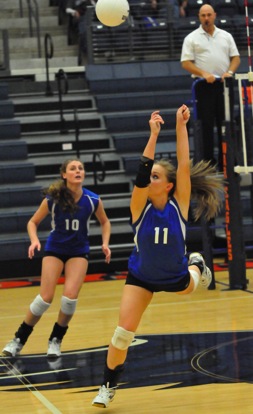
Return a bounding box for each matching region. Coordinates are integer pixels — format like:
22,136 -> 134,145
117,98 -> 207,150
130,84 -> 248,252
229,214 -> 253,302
125,271 -> 190,293
44,250 -> 89,264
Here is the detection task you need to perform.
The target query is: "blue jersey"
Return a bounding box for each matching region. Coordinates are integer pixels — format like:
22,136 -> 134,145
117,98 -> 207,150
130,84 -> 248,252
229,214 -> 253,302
128,196 -> 188,285
44,188 -> 99,255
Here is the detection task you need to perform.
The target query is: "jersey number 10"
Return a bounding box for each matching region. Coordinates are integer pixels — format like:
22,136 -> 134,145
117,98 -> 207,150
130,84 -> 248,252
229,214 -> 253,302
65,219 -> 80,231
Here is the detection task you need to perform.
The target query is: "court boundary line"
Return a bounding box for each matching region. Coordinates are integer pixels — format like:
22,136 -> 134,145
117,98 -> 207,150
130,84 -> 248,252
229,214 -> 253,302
0,358 -> 63,414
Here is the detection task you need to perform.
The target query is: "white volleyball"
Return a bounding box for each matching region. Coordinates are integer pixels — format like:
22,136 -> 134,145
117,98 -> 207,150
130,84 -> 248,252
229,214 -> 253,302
95,0 -> 130,27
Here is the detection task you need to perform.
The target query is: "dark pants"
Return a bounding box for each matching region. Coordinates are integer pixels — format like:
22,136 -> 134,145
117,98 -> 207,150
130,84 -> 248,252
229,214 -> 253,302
195,80 -> 234,170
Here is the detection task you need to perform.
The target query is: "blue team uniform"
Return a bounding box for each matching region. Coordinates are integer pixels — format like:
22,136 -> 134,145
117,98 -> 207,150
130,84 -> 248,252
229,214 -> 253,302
44,188 -> 99,255
128,196 -> 189,285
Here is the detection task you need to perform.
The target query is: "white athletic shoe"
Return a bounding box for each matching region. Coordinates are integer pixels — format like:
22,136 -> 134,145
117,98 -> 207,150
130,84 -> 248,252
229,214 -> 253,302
189,252 -> 212,288
47,337 -> 62,357
2,338 -> 23,357
92,384 -> 116,408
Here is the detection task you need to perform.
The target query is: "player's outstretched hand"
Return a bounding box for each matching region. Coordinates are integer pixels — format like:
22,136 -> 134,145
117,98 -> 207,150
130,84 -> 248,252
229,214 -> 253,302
149,110 -> 165,135
177,104 -> 190,124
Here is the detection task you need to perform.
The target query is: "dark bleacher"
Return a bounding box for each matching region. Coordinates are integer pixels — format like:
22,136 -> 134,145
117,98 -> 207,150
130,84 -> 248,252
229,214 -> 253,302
87,58 -> 253,265
0,140 -> 27,160
0,118 -> 21,139
95,90 -> 192,112
87,60 -> 193,177
212,0 -> 240,17
0,58 -> 204,279
85,1 -> 251,65
1,0 -> 253,278
86,60 -> 191,93
0,84 -> 28,160
0,77 -> 135,278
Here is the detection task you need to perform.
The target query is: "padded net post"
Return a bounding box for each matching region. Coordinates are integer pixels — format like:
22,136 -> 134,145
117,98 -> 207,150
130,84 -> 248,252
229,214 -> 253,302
222,78 -> 247,289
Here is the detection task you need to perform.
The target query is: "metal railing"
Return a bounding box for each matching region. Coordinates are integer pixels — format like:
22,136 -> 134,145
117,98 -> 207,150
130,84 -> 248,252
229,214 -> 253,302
93,152 -> 106,187
45,33 -> 54,96
57,68 -> 69,134
86,4 -> 175,64
19,0 -> 41,58
0,30 -> 10,75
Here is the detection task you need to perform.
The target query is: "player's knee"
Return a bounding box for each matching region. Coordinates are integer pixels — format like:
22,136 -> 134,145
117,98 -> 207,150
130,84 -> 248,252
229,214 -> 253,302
111,326 -> 135,350
30,294 -> 51,316
61,296 -> 78,315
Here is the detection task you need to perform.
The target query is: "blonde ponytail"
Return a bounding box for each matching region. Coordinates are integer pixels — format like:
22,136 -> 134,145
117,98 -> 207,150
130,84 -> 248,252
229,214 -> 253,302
190,160 -> 225,221
155,159 -> 225,221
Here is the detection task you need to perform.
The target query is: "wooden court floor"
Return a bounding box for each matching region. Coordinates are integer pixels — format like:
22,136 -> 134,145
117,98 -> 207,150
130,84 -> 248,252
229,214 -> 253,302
0,265 -> 253,413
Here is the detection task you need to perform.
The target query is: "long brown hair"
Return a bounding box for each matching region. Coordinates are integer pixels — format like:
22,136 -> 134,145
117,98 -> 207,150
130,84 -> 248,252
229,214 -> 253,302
155,159 -> 225,221
43,159 -> 85,213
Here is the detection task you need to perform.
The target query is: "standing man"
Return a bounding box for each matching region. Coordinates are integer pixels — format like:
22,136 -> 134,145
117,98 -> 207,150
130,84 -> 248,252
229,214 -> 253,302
181,4 -> 240,170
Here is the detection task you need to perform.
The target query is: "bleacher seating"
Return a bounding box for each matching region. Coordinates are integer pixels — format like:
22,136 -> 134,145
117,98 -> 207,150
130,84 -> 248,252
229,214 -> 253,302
84,1 -> 251,64
186,0 -> 205,17
0,76 -> 135,278
233,14 -> 253,51
86,61 -> 191,93
212,0 -> 240,17
236,0 -> 253,15
1,1 -> 253,281
87,58 -> 253,259
86,60 -> 195,178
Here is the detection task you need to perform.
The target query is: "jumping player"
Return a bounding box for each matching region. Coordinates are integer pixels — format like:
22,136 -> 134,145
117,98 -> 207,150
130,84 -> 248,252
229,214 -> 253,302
92,105 -> 224,408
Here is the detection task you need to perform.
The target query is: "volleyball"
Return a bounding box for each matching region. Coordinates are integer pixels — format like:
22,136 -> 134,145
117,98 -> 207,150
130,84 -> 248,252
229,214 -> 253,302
95,0 -> 130,27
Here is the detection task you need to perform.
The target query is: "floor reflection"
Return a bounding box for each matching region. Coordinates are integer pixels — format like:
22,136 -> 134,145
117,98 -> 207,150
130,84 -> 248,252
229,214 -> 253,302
1,331 -> 253,392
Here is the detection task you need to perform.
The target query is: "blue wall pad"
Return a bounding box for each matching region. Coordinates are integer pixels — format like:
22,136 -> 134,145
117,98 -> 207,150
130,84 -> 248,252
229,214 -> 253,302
0,141 -> 28,160
0,119 -> 21,139
0,100 -> 14,118
0,82 -> 9,100
0,163 -> 35,184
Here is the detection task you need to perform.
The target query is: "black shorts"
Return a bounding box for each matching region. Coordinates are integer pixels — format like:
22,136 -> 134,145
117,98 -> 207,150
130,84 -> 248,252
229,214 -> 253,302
44,250 -> 89,264
125,271 -> 190,293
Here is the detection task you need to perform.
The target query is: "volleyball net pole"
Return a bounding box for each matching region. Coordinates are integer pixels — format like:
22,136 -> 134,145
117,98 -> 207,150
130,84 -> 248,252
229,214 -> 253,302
222,77 -> 248,289
191,78 -> 216,289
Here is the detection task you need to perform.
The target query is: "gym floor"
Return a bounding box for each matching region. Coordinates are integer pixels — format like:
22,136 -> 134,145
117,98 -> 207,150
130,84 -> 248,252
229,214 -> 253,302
0,263 -> 253,413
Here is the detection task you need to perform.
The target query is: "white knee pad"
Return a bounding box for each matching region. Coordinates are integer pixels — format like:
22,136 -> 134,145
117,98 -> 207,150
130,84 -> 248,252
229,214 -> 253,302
61,296 -> 77,315
30,294 -> 51,316
111,326 -> 135,350
189,269 -> 199,292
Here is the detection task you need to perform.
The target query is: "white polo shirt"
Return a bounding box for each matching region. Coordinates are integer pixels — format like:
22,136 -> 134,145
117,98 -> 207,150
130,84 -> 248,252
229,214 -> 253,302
181,25 -> 240,77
